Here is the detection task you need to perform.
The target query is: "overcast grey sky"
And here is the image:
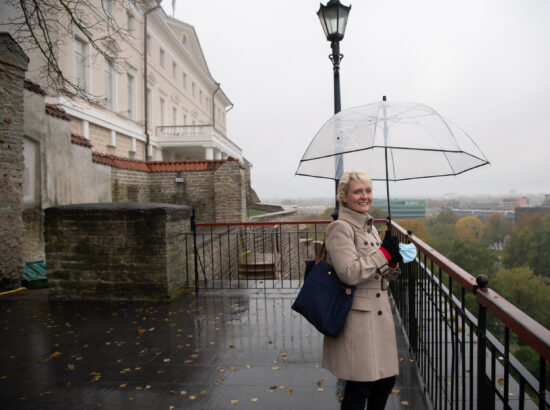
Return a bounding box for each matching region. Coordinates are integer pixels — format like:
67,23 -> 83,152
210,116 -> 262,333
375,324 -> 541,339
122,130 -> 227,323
164,0 -> 550,201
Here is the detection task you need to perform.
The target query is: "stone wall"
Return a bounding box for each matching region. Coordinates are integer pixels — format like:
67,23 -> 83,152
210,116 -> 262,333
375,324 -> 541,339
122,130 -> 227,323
45,203 -> 192,301
111,161 -> 247,223
0,33 -> 28,289
214,161 -> 247,222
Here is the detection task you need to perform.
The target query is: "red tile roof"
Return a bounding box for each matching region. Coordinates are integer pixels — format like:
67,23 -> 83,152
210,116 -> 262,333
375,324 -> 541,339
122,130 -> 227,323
71,133 -> 92,148
24,79 -> 47,96
91,152 -> 241,173
45,104 -> 71,121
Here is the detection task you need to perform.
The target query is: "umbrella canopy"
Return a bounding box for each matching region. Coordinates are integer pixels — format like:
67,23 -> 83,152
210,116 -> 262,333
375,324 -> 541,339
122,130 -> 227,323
296,100 -> 489,182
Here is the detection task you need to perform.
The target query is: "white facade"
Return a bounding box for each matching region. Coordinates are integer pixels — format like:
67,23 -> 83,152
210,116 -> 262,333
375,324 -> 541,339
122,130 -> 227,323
1,0 -> 242,162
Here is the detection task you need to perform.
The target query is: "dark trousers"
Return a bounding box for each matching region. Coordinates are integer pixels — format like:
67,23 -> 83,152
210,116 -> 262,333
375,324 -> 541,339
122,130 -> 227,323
340,376 -> 396,410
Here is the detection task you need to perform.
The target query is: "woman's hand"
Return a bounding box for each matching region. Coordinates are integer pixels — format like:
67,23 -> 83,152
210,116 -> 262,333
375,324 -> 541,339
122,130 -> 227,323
380,229 -> 403,264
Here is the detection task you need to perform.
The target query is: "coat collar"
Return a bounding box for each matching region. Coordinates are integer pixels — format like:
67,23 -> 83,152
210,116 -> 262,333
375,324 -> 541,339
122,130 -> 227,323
338,206 -> 374,229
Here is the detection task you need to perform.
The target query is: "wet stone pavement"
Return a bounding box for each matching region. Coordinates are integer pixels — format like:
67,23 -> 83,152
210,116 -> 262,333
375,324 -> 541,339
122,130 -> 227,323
0,288 -> 431,409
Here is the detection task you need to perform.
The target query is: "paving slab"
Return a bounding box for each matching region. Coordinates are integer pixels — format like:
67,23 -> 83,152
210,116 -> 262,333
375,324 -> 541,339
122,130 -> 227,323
0,288 -> 432,409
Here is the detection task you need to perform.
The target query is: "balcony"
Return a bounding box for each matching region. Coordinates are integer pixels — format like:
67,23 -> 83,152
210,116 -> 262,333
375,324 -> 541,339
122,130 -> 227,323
155,125 -> 243,162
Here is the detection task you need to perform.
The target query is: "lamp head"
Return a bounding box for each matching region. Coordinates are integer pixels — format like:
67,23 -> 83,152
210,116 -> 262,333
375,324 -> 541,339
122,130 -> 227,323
317,0 -> 351,42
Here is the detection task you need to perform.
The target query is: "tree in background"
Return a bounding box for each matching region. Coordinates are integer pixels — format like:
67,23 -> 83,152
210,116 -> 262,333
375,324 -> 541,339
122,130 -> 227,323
427,223 -> 458,256
481,212 -> 512,249
456,216 -> 483,242
490,266 -> 550,328
447,239 -> 497,276
369,206 -> 386,219
525,214 -> 550,278
503,214 -> 550,277
397,218 -> 428,241
433,209 -> 458,226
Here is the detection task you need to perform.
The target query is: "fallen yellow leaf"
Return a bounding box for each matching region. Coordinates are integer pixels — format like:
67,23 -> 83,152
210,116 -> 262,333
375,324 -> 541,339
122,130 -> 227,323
392,389 -> 400,394
230,399 -> 239,404
401,401 -> 409,405
250,397 -> 258,402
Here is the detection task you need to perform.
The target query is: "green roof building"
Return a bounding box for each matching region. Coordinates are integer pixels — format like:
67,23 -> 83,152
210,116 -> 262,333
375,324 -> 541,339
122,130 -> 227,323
372,199 -> 426,220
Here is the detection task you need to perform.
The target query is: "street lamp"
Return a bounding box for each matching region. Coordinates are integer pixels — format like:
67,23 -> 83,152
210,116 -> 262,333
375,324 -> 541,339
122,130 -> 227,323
317,0 -> 351,219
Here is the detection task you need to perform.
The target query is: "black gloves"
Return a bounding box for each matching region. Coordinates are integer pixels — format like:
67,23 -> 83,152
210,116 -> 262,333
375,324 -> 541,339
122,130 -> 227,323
381,229 -> 403,264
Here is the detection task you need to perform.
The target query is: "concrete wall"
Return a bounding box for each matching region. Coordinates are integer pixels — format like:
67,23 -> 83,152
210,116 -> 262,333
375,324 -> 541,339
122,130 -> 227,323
0,33 -> 28,289
23,90 -> 112,208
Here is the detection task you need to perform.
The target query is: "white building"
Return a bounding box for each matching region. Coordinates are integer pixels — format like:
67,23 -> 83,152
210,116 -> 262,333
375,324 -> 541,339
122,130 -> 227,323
1,0 -> 242,162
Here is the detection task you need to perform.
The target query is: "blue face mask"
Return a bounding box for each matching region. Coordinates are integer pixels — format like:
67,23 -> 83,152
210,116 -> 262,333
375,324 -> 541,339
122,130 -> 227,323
399,243 -> 417,263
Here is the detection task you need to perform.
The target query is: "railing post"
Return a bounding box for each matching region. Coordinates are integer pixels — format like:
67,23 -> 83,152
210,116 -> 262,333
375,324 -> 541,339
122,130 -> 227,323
476,275 -> 494,410
407,261 -> 417,354
191,209 -> 199,294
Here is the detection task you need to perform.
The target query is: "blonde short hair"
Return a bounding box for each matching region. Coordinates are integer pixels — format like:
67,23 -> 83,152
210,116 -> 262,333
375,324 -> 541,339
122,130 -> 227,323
337,171 -> 372,205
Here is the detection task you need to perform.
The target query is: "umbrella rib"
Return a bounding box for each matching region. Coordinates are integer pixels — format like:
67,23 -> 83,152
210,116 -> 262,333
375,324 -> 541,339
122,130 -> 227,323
298,145 -> 477,162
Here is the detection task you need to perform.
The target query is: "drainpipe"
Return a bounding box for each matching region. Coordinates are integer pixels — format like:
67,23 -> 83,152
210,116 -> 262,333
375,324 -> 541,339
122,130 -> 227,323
143,2 -> 162,161
211,82 -> 220,130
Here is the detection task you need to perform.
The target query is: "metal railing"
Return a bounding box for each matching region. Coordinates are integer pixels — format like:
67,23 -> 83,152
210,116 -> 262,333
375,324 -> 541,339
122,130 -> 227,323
187,218 -> 550,409
190,220 -> 330,290
390,221 -> 550,410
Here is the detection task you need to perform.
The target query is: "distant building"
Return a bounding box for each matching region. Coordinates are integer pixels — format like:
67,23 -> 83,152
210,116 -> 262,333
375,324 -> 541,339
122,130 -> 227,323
502,196 -> 528,211
372,199 -> 426,220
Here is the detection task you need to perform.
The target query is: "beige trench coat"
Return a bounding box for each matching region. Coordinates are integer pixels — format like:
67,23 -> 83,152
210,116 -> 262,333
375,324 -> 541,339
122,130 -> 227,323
322,206 -> 400,382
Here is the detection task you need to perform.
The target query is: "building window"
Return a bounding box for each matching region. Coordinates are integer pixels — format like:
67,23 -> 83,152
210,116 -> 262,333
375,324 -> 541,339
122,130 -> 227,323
104,59 -> 115,109
127,73 -> 135,119
182,72 -> 187,89
160,97 -> 166,125
146,34 -> 151,54
172,107 -> 177,124
192,82 -> 195,97
182,34 -> 188,46
172,62 -> 177,79
74,38 -> 88,90
146,88 -> 152,126
159,48 -> 165,67
104,0 -> 114,15
127,12 -> 134,34
183,114 -> 187,125
199,90 -> 203,104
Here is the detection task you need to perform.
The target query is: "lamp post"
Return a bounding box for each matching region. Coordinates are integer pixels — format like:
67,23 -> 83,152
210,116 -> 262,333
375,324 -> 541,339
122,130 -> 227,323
317,0 -> 351,219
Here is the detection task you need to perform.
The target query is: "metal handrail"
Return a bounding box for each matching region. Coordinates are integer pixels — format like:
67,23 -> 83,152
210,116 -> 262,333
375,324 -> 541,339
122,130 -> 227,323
390,220 -> 550,362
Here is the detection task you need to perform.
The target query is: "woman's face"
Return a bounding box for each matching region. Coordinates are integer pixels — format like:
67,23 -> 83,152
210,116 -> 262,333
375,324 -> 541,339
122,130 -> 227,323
343,179 -> 373,213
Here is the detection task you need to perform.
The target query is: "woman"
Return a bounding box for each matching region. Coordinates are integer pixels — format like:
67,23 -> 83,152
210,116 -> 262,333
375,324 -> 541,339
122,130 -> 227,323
323,171 -> 402,410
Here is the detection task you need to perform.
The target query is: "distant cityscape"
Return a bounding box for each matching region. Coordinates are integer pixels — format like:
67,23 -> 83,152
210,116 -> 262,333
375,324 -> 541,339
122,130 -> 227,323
269,193 -> 550,221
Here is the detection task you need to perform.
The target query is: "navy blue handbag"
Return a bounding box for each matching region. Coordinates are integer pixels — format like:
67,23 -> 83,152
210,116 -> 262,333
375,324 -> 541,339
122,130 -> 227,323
292,229 -> 356,338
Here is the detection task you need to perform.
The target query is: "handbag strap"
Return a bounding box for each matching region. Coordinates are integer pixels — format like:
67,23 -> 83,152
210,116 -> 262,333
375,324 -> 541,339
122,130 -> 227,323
316,220 -> 357,264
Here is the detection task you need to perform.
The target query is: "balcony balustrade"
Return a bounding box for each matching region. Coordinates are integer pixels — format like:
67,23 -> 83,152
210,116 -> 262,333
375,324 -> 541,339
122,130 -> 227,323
155,124 -> 243,161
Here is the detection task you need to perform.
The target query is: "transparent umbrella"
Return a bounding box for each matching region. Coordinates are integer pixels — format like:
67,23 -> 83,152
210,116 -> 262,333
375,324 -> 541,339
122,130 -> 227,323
296,97 -> 490,221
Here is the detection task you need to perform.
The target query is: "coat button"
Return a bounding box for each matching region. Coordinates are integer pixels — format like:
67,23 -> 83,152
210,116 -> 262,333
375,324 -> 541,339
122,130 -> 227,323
376,293 -> 381,298
375,275 -> 380,280
371,242 -> 374,246
364,241 -> 369,246
376,242 -> 380,246
367,229 -> 371,233
378,311 -> 382,315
